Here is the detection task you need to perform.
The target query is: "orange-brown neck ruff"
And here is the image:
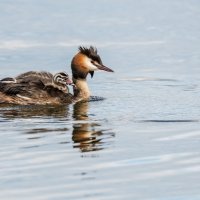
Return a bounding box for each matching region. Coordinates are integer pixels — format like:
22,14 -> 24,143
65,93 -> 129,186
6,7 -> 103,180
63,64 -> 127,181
71,53 -> 90,80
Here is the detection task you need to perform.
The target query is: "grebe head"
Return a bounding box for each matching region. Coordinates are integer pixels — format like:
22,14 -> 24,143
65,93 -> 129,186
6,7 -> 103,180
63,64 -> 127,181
71,46 -> 114,79
53,72 -> 74,86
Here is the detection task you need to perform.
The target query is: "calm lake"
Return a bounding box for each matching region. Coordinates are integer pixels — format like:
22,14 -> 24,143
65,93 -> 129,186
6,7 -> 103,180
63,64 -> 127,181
0,0 -> 200,199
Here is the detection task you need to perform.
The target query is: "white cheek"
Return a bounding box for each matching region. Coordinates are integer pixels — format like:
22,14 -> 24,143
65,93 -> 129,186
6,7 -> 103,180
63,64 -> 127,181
85,58 -> 98,71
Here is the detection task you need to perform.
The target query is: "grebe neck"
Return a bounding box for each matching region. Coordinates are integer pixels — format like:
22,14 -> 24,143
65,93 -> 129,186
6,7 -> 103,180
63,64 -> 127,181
73,78 -> 91,100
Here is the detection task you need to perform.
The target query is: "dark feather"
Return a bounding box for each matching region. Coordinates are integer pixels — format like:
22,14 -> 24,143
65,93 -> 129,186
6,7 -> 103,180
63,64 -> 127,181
16,71 -> 53,80
0,77 -> 16,83
44,85 -> 73,103
72,70 -> 88,80
79,46 -> 103,65
0,78 -> 45,97
1,84 -> 27,96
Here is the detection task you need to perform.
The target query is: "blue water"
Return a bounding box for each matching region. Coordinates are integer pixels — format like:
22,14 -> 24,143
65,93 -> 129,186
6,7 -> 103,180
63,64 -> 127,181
0,0 -> 200,199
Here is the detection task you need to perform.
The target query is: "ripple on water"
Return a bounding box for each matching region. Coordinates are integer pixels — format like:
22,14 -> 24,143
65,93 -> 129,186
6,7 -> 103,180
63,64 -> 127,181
140,119 -> 199,123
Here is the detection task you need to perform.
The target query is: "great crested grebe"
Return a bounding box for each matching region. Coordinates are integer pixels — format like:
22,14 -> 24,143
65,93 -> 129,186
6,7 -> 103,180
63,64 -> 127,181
0,46 -> 114,105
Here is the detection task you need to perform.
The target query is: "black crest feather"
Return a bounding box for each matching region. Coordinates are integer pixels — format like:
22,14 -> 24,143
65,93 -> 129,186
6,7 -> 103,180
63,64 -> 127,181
78,46 -> 103,65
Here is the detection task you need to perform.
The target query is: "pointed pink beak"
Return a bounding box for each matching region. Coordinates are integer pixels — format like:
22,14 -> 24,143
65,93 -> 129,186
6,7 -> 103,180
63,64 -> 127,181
92,61 -> 114,72
97,64 -> 114,72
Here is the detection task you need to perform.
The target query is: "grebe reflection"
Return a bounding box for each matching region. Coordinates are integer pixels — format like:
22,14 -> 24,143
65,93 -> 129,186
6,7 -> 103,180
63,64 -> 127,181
72,102 -> 115,152
0,102 -> 114,152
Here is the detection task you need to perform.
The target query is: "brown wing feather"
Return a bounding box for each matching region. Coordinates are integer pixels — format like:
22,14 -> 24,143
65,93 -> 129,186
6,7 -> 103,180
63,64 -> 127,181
16,71 -> 54,85
0,71 -> 73,105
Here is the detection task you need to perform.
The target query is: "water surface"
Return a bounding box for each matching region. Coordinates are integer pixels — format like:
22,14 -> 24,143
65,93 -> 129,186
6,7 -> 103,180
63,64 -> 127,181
0,0 -> 200,199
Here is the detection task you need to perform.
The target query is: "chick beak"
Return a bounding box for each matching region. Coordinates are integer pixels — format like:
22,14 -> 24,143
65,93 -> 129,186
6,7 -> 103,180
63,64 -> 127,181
66,78 -> 76,87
